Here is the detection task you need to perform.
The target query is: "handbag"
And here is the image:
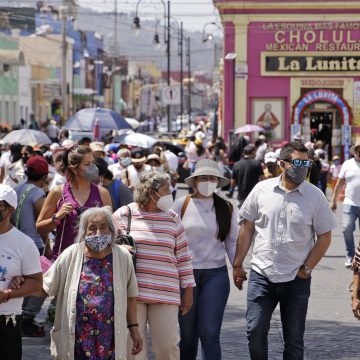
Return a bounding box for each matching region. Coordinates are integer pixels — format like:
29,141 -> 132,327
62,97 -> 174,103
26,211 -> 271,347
116,205 -> 136,269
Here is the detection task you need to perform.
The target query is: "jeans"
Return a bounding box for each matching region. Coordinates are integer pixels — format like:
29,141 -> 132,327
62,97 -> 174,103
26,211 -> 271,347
179,265 -> 230,360
246,270 -> 311,360
22,296 -> 46,320
342,204 -> 360,258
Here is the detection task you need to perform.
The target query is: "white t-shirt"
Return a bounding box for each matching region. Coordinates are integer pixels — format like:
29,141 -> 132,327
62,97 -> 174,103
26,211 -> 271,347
125,164 -> 151,188
0,227 -> 42,315
338,158 -> 360,206
165,150 -> 179,173
108,163 -> 124,180
49,172 -> 66,191
172,196 -> 239,269
0,151 -> 11,183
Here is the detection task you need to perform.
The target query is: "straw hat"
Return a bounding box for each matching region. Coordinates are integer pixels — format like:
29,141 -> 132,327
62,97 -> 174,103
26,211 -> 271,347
350,138 -> 360,154
185,159 -> 230,188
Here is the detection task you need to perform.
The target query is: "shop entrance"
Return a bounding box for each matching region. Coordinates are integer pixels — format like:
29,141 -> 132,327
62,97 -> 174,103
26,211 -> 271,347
302,103 -> 342,159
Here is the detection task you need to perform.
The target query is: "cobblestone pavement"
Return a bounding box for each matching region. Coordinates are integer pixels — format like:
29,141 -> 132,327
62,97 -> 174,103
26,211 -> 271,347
23,189 -> 359,360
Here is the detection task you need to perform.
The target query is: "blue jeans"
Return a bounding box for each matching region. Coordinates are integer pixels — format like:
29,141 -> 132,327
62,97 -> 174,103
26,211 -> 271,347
246,270 -> 311,360
342,204 -> 360,258
179,265 -> 230,360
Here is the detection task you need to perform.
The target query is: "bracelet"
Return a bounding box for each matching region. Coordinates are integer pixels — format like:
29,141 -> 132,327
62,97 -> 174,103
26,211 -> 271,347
2,289 -> 11,303
127,323 -> 139,329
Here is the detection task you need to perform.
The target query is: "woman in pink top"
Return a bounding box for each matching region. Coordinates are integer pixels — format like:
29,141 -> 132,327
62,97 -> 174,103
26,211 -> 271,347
113,171 -> 195,360
37,145 -> 112,260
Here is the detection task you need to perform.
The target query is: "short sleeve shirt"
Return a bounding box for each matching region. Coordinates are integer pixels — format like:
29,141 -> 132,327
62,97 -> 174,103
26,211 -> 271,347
239,176 -> 337,283
338,158 -> 360,206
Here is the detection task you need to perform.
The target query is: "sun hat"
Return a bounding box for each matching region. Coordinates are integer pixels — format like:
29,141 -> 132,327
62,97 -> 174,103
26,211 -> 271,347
90,142 -> 105,154
185,159 -> 230,188
26,155 -> 49,175
0,184 -> 17,209
332,155 -> 340,161
146,154 -> 161,165
131,148 -> 146,163
350,138 -> 360,154
117,148 -> 130,157
264,152 -> 278,164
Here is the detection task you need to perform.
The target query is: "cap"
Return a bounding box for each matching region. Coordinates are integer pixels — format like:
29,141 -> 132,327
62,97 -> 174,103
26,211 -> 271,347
264,152 -> 278,164
117,148 -> 131,157
259,134 -> 266,140
0,184 -> 17,209
131,148 -> 146,163
332,155 -> 340,161
26,155 -> 49,175
90,142 -> 105,154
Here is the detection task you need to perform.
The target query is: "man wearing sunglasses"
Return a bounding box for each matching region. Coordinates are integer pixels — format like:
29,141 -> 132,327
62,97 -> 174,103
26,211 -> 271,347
233,141 -> 336,360
331,139 -> 360,268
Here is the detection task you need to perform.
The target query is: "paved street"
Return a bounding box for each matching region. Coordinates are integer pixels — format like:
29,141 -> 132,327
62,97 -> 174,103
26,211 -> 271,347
23,188 -> 359,360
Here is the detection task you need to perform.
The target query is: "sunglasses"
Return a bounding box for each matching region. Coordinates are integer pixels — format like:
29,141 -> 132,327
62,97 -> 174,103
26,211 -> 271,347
283,159 -> 311,168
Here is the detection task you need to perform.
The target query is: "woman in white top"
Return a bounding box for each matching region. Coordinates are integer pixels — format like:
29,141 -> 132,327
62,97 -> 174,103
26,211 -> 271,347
172,159 -> 239,360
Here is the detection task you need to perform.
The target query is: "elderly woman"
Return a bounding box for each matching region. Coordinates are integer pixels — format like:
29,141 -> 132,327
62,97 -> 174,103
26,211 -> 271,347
113,171 -> 195,360
40,206 -> 141,360
172,159 -> 239,360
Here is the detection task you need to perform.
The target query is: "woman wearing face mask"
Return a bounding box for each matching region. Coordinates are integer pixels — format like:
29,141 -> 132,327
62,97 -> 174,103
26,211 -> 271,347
36,145 -> 112,260
35,206 -> 142,359
172,159 -> 239,360
113,171 -> 195,360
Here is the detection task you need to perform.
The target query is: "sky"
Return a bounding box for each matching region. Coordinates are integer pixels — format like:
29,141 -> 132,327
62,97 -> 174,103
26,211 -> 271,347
78,0 -> 221,31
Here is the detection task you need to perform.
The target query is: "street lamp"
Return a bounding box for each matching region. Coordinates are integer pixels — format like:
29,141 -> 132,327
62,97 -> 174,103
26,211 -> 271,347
202,22 -> 222,43
225,52 -> 237,142
134,0 -> 172,132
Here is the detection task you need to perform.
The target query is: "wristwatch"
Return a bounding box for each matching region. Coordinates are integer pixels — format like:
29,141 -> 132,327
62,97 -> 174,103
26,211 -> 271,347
303,265 -> 312,276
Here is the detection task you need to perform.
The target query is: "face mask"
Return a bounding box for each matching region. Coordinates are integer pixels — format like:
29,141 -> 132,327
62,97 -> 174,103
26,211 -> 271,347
84,163 -> 99,181
22,156 -> 29,164
197,181 -> 218,197
85,234 -> 112,252
285,165 -> 308,185
155,193 -> 174,211
120,157 -> 131,168
333,160 -> 340,166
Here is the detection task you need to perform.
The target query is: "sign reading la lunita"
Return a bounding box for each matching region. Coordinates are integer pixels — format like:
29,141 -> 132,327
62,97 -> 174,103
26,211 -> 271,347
262,52 -> 360,76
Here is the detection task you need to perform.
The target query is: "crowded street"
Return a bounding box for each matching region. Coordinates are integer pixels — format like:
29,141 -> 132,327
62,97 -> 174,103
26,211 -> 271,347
22,186 -> 359,359
1,1 -> 360,360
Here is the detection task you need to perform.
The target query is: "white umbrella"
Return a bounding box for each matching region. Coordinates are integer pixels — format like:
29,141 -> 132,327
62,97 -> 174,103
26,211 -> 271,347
114,132 -> 157,149
234,124 -> 264,134
125,118 -> 140,130
0,129 -> 52,145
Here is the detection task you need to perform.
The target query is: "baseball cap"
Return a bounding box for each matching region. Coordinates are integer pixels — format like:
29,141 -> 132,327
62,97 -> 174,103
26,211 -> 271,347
26,155 -> 49,175
264,152 -> 278,164
0,185 -> 17,209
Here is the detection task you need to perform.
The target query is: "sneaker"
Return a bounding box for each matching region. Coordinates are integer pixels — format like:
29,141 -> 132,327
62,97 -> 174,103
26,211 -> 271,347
21,318 -> 45,337
345,256 -> 353,268
225,193 -> 233,199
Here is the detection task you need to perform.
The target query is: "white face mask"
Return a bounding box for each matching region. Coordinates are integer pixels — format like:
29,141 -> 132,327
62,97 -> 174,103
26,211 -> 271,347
155,193 -> 174,211
197,181 -> 218,197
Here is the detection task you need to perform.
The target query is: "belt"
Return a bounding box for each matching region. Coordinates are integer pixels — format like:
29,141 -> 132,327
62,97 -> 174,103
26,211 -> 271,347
0,314 -> 21,326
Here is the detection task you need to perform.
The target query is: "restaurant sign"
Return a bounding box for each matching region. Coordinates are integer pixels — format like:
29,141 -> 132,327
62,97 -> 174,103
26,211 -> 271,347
261,52 -> 360,76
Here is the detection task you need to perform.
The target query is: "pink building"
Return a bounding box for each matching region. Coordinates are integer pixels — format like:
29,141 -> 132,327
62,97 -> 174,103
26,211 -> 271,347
215,0 -> 360,159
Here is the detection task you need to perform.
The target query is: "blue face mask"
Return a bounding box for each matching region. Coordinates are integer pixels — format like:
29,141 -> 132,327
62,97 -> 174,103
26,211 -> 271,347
85,234 -> 112,252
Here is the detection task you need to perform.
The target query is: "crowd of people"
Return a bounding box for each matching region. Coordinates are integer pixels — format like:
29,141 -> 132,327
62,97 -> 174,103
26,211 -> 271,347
0,125 -> 359,360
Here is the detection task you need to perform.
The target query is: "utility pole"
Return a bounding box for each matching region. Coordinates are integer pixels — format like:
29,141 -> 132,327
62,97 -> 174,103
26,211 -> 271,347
179,21 -> 183,130
166,0 -> 171,132
112,0 -> 118,110
61,0 -> 68,121
186,37 -> 191,118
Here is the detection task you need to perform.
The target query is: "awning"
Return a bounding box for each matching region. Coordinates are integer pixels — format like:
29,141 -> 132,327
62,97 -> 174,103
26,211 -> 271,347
0,50 -> 25,65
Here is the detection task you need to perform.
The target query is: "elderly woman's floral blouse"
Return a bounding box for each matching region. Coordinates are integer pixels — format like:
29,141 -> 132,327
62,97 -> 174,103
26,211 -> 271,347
75,253 -> 115,360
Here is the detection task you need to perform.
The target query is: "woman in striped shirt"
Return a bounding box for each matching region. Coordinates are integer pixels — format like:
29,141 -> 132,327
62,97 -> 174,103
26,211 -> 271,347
113,171 -> 195,360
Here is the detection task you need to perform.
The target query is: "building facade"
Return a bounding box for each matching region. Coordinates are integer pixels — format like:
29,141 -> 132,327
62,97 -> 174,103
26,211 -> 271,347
215,0 -> 360,158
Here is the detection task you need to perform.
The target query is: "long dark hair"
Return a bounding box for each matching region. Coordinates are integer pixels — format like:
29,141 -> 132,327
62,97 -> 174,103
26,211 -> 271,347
213,193 -> 233,242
